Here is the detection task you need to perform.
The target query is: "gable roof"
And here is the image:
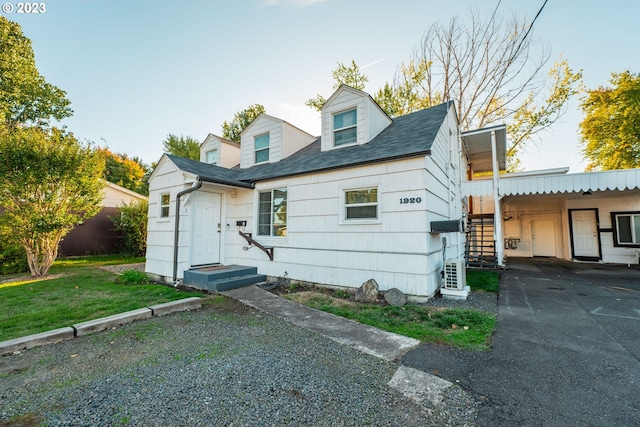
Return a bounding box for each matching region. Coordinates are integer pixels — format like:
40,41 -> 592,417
322,84 -> 391,122
164,101 -> 453,187
165,154 -> 253,188
200,134 -> 240,148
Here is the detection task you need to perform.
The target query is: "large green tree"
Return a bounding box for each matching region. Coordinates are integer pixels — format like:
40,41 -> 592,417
0,17 -> 98,277
221,104 -> 265,142
162,134 -> 200,160
0,16 -> 72,127
0,127 -> 105,277
579,71 -> 640,171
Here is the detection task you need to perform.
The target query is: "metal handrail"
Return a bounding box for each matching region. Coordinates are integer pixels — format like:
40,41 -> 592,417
238,231 -> 274,261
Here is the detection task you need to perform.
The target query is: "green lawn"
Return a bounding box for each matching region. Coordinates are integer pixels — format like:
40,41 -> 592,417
285,294 -> 496,351
0,255 -> 203,342
467,269 -> 500,293
283,268 -> 499,351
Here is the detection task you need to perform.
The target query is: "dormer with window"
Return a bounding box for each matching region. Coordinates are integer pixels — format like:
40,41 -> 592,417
254,133 -> 270,164
199,134 -> 241,168
321,85 -> 392,152
240,114 -> 316,169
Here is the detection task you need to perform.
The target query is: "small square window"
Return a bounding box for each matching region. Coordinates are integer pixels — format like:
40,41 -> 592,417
206,149 -> 218,165
255,133 -> 269,163
160,193 -> 170,218
344,188 -> 378,221
333,109 -> 357,146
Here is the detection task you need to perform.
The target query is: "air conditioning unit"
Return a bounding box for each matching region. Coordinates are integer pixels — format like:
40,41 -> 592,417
444,259 -> 466,291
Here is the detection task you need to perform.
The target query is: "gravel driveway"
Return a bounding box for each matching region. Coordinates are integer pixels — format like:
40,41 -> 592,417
1,296 -> 477,426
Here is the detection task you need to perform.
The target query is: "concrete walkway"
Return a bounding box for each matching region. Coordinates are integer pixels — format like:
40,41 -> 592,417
221,285 -> 457,407
222,285 -> 421,361
402,259 -> 640,427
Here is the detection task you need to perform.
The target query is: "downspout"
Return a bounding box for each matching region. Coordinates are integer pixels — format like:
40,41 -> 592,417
491,131 -> 505,267
173,178 -> 203,284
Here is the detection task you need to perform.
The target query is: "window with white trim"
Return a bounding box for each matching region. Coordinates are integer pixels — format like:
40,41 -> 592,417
613,212 -> 640,246
333,108 -> 357,146
344,188 -> 378,221
258,187 -> 287,236
206,149 -> 218,165
159,193 -> 170,218
254,133 -> 270,163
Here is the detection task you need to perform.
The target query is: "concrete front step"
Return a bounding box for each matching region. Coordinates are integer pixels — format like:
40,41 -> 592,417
183,265 -> 266,292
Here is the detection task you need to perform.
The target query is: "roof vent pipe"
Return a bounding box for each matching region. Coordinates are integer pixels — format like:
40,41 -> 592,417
173,179 -> 203,284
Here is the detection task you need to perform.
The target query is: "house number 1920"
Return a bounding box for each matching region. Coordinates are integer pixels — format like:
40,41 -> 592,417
399,197 -> 422,204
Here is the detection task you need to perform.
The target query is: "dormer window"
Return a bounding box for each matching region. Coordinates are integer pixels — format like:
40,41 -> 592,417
254,133 -> 270,163
333,108 -> 357,146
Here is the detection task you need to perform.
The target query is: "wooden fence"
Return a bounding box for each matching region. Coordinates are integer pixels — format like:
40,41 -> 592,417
58,207 -> 124,256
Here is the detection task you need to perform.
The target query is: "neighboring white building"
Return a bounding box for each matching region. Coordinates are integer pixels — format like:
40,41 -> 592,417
145,85 -> 475,300
463,130 -> 640,267
464,168 -> 640,266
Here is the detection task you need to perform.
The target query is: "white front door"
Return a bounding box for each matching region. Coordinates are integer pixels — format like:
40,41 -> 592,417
191,192 -> 221,266
571,209 -> 600,259
531,220 -> 556,257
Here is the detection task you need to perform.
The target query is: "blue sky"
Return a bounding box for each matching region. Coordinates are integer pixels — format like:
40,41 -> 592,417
4,0 -> 640,172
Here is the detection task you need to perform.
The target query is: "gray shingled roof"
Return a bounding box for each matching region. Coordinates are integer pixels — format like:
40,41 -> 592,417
167,101 -> 452,187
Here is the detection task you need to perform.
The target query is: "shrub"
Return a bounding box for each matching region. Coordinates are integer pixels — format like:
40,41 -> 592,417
117,270 -> 149,285
110,200 -> 148,257
0,242 -> 29,275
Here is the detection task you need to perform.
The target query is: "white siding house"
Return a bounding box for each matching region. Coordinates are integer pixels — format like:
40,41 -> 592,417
145,85 -> 469,300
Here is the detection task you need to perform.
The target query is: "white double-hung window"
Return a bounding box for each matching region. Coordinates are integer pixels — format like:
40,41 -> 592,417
333,108 -> 357,146
254,133 -> 270,163
159,193 -> 170,219
343,187 -> 378,221
258,187 -> 287,236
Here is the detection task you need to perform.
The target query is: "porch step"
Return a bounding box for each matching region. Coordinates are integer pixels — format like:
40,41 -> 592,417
183,265 -> 266,292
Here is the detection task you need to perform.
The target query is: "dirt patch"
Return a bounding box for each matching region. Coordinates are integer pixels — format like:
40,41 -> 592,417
284,291 -> 358,307
96,263 -> 145,274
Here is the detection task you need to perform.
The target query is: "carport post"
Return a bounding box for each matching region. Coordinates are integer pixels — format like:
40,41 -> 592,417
491,130 -> 505,267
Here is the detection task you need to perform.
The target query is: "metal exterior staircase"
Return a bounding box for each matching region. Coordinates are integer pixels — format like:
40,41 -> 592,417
466,214 -> 498,268
183,265 -> 266,292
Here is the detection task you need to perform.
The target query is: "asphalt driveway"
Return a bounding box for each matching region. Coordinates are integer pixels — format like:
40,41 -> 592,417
402,258 -> 640,426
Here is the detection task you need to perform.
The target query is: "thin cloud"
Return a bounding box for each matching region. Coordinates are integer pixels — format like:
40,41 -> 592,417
361,57 -> 389,69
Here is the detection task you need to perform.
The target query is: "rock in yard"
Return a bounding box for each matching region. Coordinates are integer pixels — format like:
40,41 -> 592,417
384,288 -> 407,306
355,279 -> 379,303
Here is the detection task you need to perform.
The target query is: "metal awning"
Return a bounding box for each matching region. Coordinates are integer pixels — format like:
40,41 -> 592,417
464,168 -> 640,197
